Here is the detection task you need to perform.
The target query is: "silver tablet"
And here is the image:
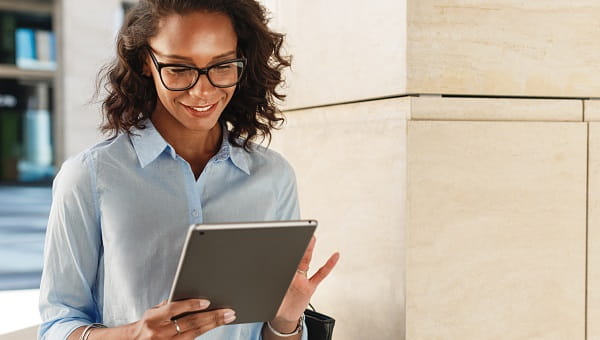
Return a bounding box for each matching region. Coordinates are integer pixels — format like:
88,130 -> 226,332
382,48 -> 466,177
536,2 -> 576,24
168,220 -> 317,324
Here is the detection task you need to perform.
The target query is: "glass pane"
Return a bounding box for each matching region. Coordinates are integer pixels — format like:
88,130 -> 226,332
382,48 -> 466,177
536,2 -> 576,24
0,80 -> 54,291
0,186 -> 51,290
0,80 -> 55,184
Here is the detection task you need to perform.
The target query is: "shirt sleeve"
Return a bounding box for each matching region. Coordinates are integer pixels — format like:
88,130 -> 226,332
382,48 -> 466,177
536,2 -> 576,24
38,153 -> 102,340
275,155 -> 301,221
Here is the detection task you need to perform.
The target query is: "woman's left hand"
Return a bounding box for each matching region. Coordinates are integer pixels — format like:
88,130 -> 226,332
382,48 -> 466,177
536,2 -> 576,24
271,236 -> 340,328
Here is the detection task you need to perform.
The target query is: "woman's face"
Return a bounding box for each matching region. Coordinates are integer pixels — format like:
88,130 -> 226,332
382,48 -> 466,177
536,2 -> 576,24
146,11 -> 239,134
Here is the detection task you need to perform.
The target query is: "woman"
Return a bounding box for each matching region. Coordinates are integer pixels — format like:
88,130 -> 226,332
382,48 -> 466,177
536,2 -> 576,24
38,0 -> 339,339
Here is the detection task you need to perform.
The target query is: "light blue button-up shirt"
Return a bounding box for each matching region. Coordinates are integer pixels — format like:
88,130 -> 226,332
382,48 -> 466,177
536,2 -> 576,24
38,120 -> 307,340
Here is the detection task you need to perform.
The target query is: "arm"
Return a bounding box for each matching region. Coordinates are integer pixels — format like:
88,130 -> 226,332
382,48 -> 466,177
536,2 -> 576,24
261,237 -> 340,340
260,157 -> 340,340
38,155 -> 103,339
40,155 -> 238,339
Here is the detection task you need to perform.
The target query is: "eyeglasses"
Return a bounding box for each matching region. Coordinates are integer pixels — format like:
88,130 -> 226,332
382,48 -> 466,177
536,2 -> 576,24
147,47 -> 246,91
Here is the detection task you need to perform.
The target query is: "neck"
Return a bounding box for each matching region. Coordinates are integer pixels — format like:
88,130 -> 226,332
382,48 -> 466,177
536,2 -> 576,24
151,106 -> 222,178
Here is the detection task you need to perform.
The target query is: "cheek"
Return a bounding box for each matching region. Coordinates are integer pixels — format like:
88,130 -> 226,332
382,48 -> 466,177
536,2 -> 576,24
150,74 -> 163,95
222,87 -> 236,103
155,85 -> 181,110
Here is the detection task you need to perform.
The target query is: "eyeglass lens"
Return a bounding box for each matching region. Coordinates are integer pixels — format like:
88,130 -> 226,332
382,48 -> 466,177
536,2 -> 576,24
161,61 -> 244,89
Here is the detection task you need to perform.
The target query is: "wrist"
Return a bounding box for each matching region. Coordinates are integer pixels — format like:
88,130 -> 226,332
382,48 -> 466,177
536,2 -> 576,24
79,323 -> 106,340
119,322 -> 138,340
269,319 -> 298,334
267,314 -> 304,337
88,323 -> 133,340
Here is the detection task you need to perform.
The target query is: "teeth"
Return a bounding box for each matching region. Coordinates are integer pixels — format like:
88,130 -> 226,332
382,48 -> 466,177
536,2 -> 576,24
191,105 -> 213,112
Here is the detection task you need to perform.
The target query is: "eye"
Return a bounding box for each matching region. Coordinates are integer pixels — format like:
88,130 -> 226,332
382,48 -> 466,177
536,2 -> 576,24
215,64 -> 234,70
166,67 -> 193,74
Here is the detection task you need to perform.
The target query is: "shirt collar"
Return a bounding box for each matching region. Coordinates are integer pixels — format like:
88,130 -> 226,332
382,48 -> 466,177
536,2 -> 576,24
221,128 -> 251,175
130,120 -> 250,175
130,120 -> 175,168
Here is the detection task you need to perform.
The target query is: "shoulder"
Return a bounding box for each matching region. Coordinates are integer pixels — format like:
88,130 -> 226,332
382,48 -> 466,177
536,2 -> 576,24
241,143 -> 300,216
54,135 -> 129,192
237,141 -> 296,178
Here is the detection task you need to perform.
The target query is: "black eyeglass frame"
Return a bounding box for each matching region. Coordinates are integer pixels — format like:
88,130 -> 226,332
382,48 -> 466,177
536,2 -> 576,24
146,47 -> 247,91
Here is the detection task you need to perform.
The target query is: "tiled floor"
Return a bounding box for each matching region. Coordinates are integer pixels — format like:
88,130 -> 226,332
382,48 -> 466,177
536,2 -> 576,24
0,186 -> 51,290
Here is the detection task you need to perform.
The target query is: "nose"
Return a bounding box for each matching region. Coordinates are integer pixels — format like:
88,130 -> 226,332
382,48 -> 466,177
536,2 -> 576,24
187,73 -> 215,98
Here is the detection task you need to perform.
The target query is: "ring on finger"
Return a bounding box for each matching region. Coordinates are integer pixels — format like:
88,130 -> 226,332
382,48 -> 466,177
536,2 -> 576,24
296,269 -> 308,277
172,318 -> 182,336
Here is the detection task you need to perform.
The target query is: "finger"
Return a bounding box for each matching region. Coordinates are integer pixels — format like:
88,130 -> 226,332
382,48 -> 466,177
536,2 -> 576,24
153,300 -> 168,309
309,252 -> 340,287
298,236 -> 316,271
176,308 -> 236,337
143,299 -> 174,322
160,299 -> 211,320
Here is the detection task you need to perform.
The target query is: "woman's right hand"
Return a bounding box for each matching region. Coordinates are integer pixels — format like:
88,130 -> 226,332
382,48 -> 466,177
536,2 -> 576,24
72,299 -> 236,339
127,299 -> 236,339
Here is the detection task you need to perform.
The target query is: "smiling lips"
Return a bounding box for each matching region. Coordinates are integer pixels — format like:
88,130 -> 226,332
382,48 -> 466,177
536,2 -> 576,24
188,104 -> 215,112
181,102 -> 218,117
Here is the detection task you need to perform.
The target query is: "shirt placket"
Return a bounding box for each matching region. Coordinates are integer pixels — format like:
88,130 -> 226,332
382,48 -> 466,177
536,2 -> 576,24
177,155 -> 206,225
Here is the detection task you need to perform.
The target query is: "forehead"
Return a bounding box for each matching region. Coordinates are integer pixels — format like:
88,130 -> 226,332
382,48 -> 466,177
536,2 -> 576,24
149,10 -> 237,57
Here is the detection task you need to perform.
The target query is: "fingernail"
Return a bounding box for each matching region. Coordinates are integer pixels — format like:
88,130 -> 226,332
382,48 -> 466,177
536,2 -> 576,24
224,310 -> 236,323
199,300 -> 210,308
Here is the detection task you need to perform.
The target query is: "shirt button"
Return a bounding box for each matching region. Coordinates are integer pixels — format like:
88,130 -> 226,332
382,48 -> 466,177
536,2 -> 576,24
192,209 -> 199,217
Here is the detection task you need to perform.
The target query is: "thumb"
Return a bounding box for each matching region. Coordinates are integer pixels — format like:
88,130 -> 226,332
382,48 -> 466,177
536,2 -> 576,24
153,300 -> 168,309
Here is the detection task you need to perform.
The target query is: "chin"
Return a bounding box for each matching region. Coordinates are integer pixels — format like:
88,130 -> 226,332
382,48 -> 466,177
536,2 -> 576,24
180,117 -> 220,132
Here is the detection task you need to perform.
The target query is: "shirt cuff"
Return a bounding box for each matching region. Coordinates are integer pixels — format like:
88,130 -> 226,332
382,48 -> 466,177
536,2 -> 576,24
258,319 -> 309,340
301,318 -> 309,340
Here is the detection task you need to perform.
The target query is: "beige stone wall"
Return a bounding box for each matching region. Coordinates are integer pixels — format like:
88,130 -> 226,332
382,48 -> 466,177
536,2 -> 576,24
263,0 -> 600,113
409,96 -> 583,121
589,122 -> 600,340
586,100 -> 600,122
258,0 -> 600,338
261,0 -> 407,110
587,103 -> 600,340
408,0 -> 600,97
266,0 -> 600,338
270,98 -> 409,339
273,96 -> 591,339
407,116 -> 587,339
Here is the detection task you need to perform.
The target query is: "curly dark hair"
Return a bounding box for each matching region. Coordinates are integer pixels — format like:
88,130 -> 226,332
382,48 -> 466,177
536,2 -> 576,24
98,0 -> 291,150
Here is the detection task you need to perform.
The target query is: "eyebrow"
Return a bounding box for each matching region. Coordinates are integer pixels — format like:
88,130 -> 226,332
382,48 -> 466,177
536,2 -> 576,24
153,49 -> 237,63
